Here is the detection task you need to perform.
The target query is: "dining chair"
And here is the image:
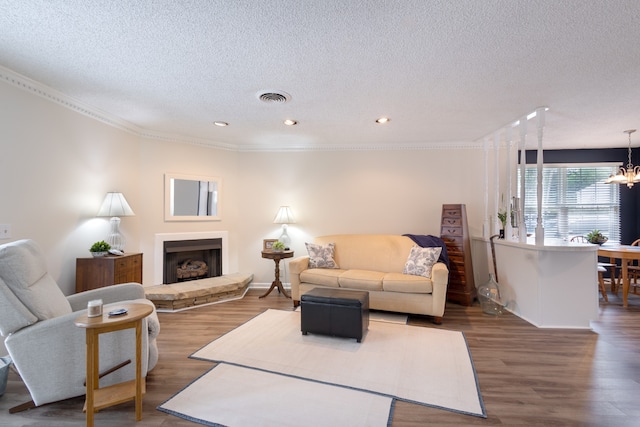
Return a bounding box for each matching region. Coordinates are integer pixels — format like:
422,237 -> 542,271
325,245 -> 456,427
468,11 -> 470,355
623,238 -> 640,295
570,236 -> 613,301
597,265 -> 609,302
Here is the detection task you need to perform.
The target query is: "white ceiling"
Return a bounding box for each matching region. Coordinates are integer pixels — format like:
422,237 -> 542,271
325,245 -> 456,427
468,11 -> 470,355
2,0 -> 640,151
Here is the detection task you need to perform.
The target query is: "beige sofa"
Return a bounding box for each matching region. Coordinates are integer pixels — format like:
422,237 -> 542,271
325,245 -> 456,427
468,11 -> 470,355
290,234 -> 449,323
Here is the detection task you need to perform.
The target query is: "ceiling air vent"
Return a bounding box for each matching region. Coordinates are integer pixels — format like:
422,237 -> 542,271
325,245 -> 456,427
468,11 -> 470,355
257,91 -> 291,104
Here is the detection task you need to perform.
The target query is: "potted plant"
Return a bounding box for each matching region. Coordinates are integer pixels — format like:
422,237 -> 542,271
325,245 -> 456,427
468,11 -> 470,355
272,241 -> 286,252
89,240 -> 111,257
497,210 -> 507,239
586,230 -> 608,245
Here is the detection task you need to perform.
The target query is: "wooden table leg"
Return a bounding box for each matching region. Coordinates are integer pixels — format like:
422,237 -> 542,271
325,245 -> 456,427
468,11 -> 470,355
85,330 -> 98,427
259,258 -> 291,298
622,259 -> 630,308
609,257 -> 618,291
135,320 -> 142,421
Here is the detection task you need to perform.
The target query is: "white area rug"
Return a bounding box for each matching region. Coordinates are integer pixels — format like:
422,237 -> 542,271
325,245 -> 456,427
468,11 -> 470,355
192,309 -> 485,418
158,363 -> 393,427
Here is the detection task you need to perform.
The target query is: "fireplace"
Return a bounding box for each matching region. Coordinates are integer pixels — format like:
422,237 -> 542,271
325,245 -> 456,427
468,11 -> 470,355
154,231 -> 229,284
163,238 -> 222,284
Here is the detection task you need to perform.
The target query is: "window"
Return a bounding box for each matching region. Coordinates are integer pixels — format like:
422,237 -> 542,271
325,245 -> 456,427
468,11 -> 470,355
519,164 -> 620,243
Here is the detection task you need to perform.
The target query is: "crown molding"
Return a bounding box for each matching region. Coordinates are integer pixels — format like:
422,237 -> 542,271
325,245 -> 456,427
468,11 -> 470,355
0,65 -> 142,135
1,65 -> 482,152
236,140 -> 483,152
136,130 -> 239,151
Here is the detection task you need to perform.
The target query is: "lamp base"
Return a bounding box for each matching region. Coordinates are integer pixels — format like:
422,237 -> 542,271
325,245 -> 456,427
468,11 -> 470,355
105,217 -> 125,252
279,224 -> 291,250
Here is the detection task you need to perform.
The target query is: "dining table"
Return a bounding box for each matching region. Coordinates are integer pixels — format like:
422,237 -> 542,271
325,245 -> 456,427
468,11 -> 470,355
597,244 -> 640,307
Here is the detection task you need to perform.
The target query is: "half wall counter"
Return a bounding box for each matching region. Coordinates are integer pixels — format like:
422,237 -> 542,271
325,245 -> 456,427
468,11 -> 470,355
471,237 -> 599,329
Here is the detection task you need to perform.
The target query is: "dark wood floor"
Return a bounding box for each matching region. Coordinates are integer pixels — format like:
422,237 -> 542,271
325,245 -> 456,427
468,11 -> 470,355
1,288 -> 640,426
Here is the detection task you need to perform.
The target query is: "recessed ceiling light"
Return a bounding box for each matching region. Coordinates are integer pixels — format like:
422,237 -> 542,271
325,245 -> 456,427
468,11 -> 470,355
213,121 -> 228,127
284,119 -> 298,126
376,117 -> 391,124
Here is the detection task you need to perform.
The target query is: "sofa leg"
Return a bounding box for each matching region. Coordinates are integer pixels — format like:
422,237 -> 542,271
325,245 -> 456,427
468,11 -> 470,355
432,316 -> 443,325
293,300 -> 300,308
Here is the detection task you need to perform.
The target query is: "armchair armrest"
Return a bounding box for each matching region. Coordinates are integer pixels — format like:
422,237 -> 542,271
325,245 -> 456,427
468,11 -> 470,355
430,262 -> 449,317
289,256 -> 309,275
289,256 -> 309,302
67,282 -> 145,311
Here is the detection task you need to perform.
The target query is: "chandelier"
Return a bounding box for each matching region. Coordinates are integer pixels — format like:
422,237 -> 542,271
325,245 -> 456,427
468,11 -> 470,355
605,129 -> 640,188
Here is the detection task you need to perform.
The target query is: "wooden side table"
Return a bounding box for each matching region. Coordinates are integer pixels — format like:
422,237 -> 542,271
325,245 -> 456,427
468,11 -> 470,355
74,302 -> 153,427
260,250 -> 294,298
76,253 -> 143,293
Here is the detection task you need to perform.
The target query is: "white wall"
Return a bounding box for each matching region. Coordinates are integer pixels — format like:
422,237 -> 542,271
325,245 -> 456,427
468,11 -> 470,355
0,77 -> 492,294
136,139 -> 242,284
0,80 -> 141,294
236,150 -> 487,284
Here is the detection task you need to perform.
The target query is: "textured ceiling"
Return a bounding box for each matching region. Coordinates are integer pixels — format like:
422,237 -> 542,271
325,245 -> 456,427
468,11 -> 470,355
1,0 -> 640,151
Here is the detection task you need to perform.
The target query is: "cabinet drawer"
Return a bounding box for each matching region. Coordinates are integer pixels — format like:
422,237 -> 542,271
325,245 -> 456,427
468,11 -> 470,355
442,235 -> 463,245
449,272 -> 467,285
448,280 -> 467,291
444,243 -> 464,256
441,217 -> 462,227
449,260 -> 464,275
116,259 -> 132,270
441,226 -> 463,236
441,207 -> 462,218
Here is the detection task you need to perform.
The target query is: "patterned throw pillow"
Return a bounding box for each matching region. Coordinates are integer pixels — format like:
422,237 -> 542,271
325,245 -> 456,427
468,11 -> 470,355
403,245 -> 442,279
305,242 -> 339,269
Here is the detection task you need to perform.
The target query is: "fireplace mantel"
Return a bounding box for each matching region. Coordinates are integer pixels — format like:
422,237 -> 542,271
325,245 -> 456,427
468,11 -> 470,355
154,231 -> 229,285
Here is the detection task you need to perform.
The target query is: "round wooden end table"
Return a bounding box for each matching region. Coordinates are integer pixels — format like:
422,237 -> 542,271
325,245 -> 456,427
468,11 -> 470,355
260,250 -> 294,298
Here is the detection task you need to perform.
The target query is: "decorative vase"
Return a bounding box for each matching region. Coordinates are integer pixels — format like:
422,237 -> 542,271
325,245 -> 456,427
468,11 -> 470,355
90,251 -> 108,257
478,274 -> 503,316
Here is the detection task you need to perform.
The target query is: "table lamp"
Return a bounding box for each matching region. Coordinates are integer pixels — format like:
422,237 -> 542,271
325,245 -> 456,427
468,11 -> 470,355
273,206 -> 295,250
97,192 -> 135,252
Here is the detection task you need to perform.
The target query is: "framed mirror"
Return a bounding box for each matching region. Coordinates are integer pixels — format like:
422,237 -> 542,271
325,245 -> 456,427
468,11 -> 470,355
165,173 -> 222,221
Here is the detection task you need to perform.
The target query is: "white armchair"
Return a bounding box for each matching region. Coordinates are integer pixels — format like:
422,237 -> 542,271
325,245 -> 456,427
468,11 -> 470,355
0,239 -> 160,410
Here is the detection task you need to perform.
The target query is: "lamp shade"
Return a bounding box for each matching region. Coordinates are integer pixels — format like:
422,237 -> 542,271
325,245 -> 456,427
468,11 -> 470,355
97,192 -> 135,217
273,206 -> 295,224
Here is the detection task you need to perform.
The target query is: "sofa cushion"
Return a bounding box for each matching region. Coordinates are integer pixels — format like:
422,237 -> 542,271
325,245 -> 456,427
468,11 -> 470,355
305,242 -> 339,269
403,245 -> 442,279
383,272 -> 433,294
300,268 -> 344,288
338,269 -> 384,291
0,239 -> 72,320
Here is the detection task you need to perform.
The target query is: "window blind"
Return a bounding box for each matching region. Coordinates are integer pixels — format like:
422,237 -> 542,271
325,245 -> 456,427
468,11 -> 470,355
519,164 -> 621,243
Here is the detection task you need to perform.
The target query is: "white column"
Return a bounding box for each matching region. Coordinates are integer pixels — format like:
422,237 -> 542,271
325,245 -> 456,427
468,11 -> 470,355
505,127 -> 513,240
494,132 -> 501,236
483,137 -> 490,239
518,118 -> 527,243
535,108 -> 546,245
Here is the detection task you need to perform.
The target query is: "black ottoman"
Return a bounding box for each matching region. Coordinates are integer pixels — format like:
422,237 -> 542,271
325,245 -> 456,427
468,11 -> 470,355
300,288 -> 369,342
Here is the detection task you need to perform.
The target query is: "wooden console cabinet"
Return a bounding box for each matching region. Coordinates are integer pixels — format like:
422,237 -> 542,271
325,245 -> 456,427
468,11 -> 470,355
76,253 -> 143,293
440,204 -> 476,305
